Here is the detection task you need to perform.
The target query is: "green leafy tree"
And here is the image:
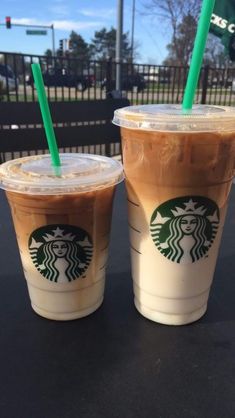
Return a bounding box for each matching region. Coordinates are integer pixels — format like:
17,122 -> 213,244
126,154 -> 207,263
44,33 -> 91,73
45,49 -> 53,57
44,33 -> 91,60
68,31 -> 91,61
43,49 -> 54,66
90,27 -> 132,61
66,31 -> 92,74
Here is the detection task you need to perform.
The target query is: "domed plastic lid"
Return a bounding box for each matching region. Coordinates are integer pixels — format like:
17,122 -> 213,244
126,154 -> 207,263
113,104 -> 235,132
0,153 -> 124,194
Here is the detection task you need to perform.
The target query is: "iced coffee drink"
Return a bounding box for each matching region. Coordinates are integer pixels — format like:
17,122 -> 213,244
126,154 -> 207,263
113,104 -> 235,325
0,154 -> 123,320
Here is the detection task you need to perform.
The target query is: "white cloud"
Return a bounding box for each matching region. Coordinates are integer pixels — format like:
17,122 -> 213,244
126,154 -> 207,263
49,5 -> 70,18
12,18 -> 45,25
80,8 -> 115,19
55,20 -> 102,31
12,18 -> 102,31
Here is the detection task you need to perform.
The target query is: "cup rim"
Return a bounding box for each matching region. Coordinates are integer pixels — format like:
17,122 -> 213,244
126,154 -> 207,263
113,104 -> 235,132
0,153 -> 124,194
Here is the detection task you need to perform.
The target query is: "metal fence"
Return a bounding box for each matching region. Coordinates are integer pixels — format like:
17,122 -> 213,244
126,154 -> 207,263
1,51 -> 235,106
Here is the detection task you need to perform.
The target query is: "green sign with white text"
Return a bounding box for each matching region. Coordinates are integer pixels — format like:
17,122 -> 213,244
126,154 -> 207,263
210,0 -> 235,60
26,30 -> 47,35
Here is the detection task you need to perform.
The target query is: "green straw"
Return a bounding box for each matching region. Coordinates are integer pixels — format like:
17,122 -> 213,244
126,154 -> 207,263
182,0 -> 215,111
31,63 -> 61,167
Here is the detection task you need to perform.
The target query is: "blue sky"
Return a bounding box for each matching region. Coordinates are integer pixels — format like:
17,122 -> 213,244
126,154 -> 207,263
0,0 -> 168,63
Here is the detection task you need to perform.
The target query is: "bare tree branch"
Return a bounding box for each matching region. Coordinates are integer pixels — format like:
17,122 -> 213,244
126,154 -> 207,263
142,0 -> 200,65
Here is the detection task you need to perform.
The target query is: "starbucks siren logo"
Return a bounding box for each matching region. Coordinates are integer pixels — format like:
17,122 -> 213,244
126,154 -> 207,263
150,196 -> 220,264
29,225 -> 93,283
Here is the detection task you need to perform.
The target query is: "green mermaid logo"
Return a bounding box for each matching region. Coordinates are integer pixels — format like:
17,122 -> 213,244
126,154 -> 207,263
150,197 -> 220,264
29,225 -> 93,282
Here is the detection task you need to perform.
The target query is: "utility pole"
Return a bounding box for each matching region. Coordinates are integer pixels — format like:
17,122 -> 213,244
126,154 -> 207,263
131,0 -> 135,62
51,24 -> 55,57
116,0 -> 123,91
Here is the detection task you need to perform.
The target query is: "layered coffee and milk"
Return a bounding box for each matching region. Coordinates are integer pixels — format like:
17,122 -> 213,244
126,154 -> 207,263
0,154 -> 123,320
113,104 -> 235,325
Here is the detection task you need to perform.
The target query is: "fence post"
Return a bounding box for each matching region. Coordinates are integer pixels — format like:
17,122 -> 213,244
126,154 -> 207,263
106,57 -> 113,93
201,65 -> 210,104
105,139 -> 111,157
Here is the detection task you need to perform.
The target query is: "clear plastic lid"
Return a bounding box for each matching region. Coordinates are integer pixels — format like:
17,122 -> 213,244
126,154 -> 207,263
0,153 -> 124,194
113,104 -> 235,132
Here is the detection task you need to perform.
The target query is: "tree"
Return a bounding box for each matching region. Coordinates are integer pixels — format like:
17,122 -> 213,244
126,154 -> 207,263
163,13 -> 197,66
44,33 -> 91,59
67,31 -> 91,61
44,33 -> 91,72
43,49 -> 54,66
163,13 -> 230,67
144,0 -> 201,64
145,0 -> 230,67
90,27 -> 132,61
204,34 -> 230,67
45,49 -> 53,57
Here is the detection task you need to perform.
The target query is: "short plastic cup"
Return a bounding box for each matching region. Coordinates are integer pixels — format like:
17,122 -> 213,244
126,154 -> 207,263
0,153 -> 123,320
113,104 -> 235,325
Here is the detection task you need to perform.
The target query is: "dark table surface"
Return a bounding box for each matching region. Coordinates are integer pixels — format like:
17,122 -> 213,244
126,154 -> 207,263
0,183 -> 235,418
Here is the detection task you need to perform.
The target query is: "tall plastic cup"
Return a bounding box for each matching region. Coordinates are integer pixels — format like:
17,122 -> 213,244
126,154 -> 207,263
113,104 -> 235,325
0,153 -> 123,320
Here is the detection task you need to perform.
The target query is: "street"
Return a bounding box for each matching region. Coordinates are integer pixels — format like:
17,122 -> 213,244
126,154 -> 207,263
8,84 -> 235,106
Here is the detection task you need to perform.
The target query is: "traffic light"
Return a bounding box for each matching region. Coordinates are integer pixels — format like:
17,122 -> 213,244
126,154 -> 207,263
59,39 -> 64,55
5,16 -> 11,29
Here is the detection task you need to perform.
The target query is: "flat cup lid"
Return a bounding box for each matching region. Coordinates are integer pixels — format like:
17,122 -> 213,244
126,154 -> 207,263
0,153 -> 124,194
113,104 -> 235,132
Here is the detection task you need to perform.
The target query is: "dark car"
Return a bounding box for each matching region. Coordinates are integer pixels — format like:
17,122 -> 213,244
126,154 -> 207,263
0,64 -> 19,92
27,68 -> 93,92
101,74 -> 146,92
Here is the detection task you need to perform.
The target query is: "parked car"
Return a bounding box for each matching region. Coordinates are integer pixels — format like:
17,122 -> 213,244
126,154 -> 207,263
143,73 -> 159,83
27,68 -> 93,92
0,64 -> 19,92
208,76 -> 233,88
101,74 -> 146,92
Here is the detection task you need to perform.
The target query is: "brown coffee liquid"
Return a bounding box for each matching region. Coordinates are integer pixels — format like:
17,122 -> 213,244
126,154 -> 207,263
6,186 -> 115,285
121,128 -> 235,209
